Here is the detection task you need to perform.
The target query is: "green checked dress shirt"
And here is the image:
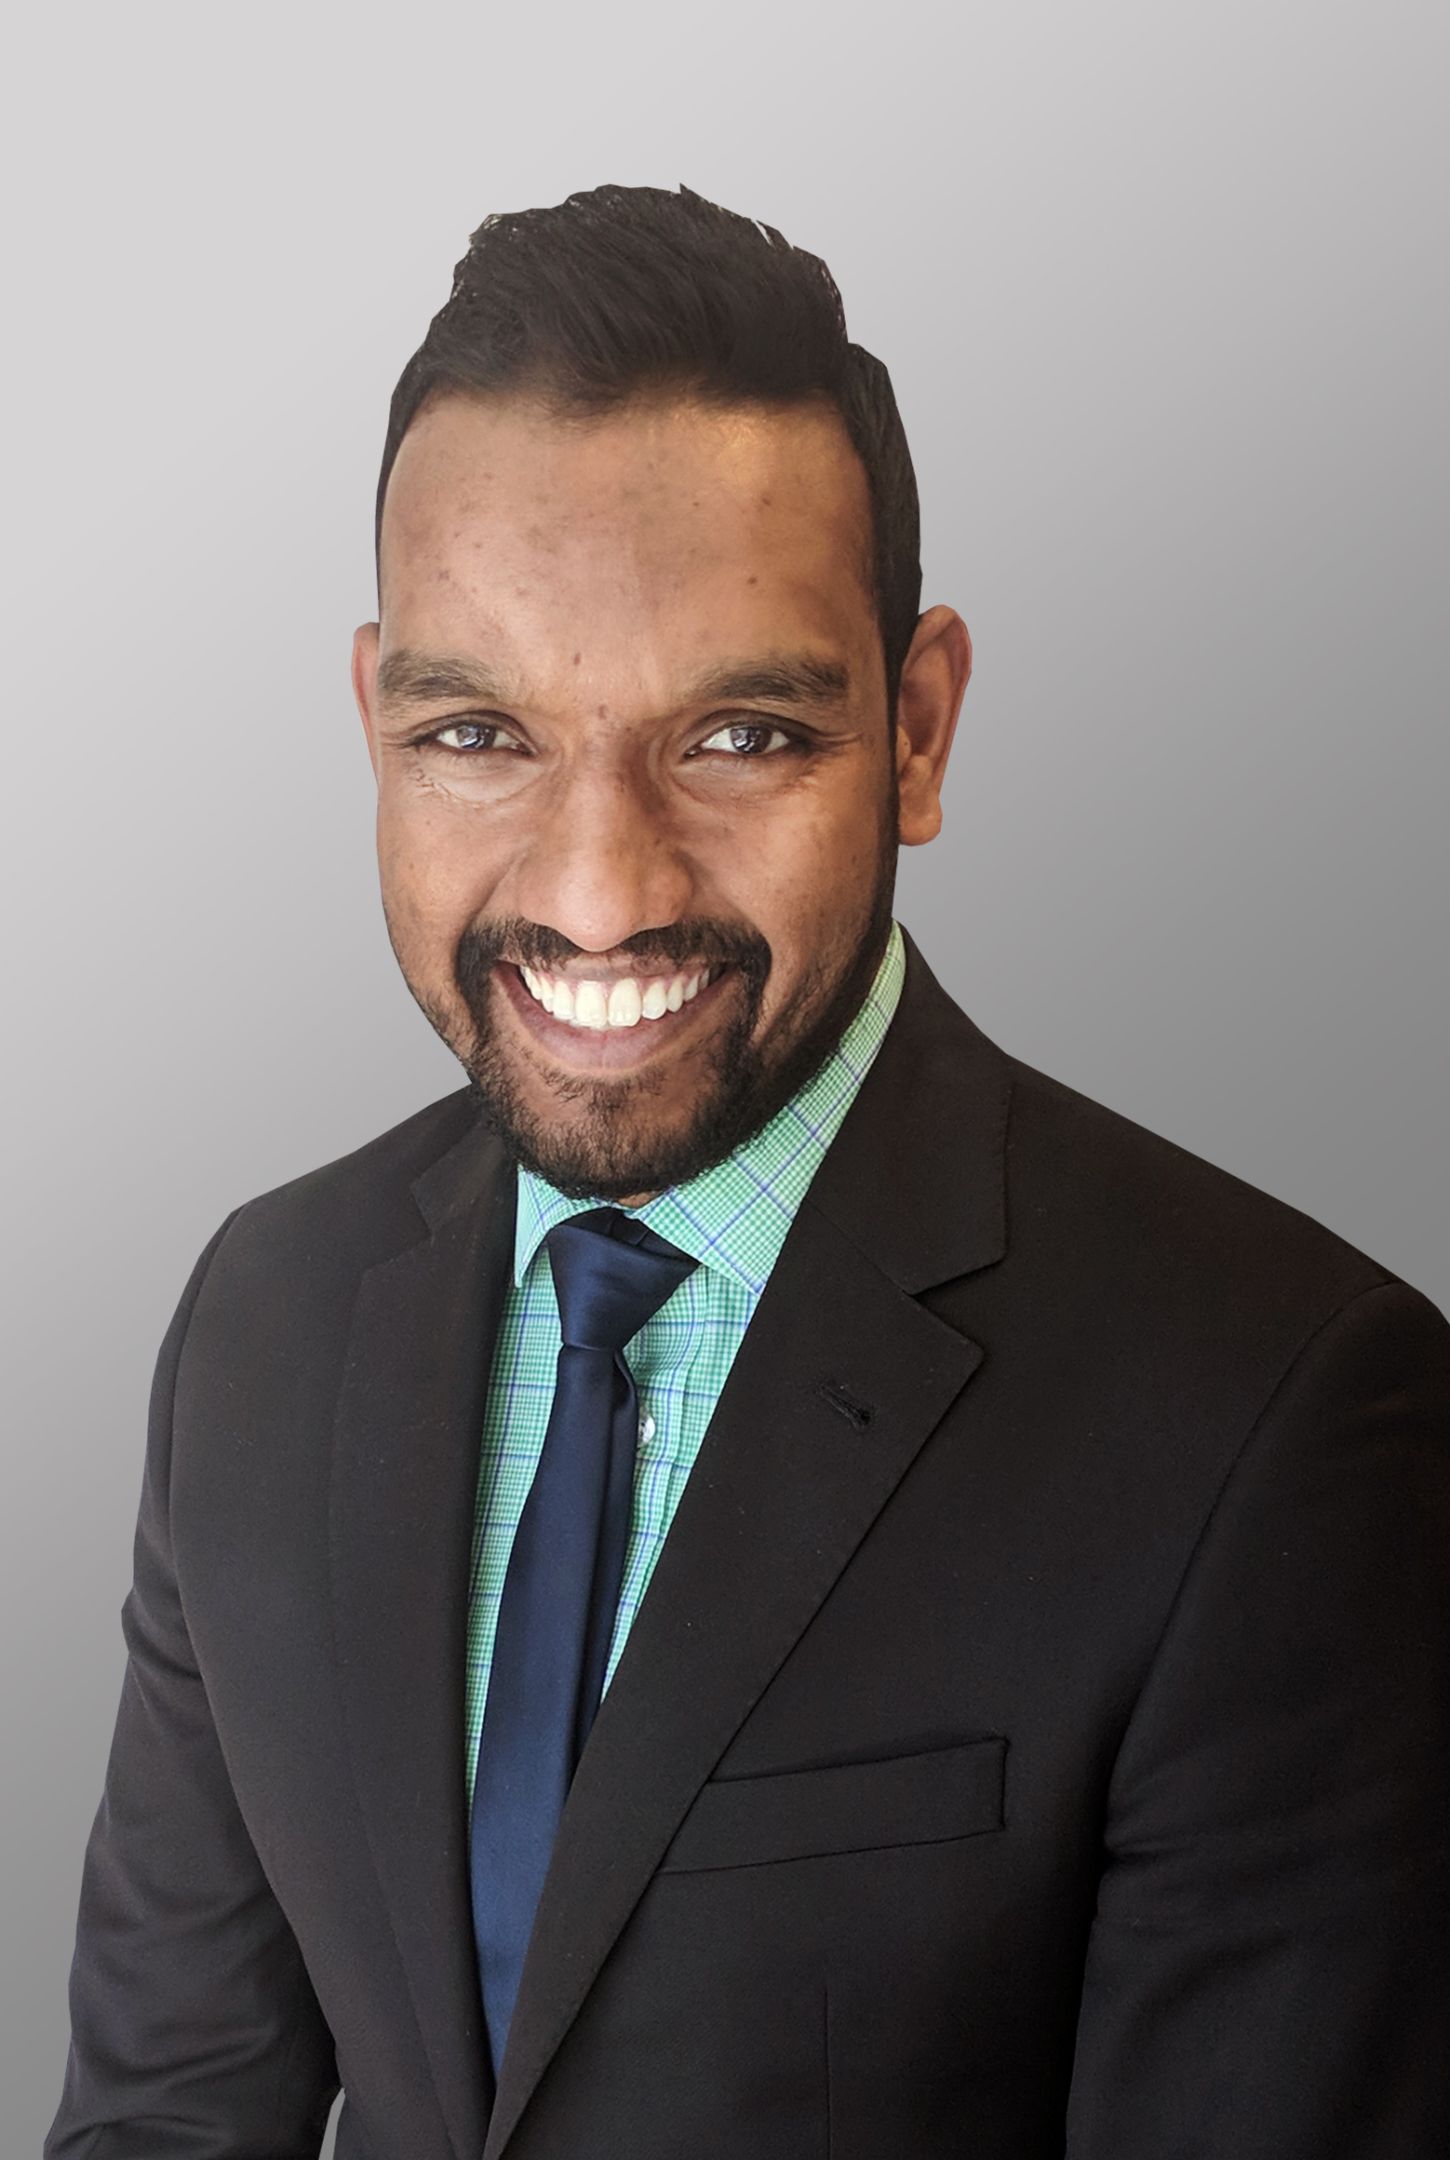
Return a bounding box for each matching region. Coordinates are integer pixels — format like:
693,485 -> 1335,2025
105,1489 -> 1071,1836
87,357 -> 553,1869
464,916 -> 906,1811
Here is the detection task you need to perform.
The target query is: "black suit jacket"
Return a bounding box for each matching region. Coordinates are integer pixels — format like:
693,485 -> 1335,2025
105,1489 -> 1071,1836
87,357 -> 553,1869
47,927 -> 1450,2159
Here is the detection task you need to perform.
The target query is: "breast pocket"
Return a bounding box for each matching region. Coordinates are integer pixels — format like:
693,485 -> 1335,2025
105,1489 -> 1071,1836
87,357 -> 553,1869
656,1733 -> 1007,1873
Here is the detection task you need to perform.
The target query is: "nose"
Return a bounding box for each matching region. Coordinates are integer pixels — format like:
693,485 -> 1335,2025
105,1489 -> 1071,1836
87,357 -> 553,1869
507,749 -> 697,958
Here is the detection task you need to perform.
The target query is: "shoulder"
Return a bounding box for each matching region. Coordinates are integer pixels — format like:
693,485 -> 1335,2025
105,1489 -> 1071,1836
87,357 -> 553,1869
997,1046 -> 1437,1346
198,1083 -> 486,1297
888,930 -> 1435,1337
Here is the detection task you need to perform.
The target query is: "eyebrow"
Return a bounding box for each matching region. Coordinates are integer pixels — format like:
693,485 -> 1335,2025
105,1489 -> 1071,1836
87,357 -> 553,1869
686,654 -> 852,709
376,651 -> 520,707
374,647 -> 852,715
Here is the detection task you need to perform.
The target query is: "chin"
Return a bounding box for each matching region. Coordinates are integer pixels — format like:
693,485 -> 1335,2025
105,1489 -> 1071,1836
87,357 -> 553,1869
503,1142 -> 676,1205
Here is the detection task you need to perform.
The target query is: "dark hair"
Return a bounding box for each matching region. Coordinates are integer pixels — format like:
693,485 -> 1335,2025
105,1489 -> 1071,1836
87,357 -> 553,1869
375,182 -> 922,719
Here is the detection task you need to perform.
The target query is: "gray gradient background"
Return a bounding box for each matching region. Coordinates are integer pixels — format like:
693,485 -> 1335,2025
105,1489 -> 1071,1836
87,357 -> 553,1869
4,3 -> 1445,2149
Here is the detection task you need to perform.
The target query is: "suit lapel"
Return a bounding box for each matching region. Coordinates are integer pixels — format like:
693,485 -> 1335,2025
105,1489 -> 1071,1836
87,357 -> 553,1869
329,1108 -> 516,2160
482,928 -> 1014,2158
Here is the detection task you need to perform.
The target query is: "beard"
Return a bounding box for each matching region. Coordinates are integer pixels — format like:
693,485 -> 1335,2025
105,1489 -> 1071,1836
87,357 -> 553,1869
394,797 -> 900,1205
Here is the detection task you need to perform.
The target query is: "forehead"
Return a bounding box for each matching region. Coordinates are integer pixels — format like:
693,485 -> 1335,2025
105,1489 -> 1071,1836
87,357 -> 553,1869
377,391 -> 877,700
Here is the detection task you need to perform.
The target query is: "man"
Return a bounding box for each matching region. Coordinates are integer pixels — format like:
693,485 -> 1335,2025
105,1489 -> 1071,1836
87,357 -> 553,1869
47,182 -> 1450,2159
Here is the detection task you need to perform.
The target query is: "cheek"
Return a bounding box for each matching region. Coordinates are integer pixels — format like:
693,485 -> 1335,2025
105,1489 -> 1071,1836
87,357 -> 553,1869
376,790 -> 503,937
705,789 -> 880,1025
710,778 -> 876,922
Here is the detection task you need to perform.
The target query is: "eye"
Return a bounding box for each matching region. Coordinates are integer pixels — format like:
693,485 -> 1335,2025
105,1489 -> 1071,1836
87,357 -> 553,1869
694,717 -> 802,759
425,718 -> 527,755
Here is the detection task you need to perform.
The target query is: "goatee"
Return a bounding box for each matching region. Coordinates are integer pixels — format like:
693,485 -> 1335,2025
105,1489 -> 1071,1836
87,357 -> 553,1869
443,850 -> 898,1205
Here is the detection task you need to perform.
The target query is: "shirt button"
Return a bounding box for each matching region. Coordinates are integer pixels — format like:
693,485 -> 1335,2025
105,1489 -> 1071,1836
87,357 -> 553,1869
639,1410 -> 656,1445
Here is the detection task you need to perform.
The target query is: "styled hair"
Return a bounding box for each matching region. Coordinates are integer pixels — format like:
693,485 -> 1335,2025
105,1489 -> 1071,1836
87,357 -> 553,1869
376,182 -> 923,718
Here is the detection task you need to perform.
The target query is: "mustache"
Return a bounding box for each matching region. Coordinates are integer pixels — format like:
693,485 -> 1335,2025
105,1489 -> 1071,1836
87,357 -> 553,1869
458,916 -> 773,983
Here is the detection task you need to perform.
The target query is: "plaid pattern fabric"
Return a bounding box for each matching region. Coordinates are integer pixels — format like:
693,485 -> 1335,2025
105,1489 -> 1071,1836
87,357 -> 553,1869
464,919 -> 906,1810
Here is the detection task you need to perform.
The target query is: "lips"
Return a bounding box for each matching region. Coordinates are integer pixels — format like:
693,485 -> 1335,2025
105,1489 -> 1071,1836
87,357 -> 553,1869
519,960 -> 723,1030
493,957 -> 735,1072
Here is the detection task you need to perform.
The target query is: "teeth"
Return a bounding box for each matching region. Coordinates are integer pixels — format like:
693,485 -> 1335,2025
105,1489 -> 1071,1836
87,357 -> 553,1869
607,979 -> 643,1027
519,963 -> 719,1030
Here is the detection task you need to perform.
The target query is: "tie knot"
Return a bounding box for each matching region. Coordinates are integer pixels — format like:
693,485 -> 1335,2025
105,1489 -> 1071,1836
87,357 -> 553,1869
545,1207 -> 698,1354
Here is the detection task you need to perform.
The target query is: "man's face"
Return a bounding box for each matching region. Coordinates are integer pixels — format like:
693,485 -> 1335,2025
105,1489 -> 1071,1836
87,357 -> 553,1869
353,390 -> 964,1204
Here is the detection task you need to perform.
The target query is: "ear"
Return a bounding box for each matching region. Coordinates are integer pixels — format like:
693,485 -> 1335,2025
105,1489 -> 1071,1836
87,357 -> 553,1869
893,605 -> 972,847
351,620 -> 381,780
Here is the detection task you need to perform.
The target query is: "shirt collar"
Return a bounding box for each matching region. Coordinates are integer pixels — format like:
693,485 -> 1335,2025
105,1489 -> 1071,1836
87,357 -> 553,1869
512,918 -> 906,1299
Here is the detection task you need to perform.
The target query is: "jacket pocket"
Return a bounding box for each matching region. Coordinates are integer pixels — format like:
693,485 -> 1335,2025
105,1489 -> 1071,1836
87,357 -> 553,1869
656,1733 -> 1007,1873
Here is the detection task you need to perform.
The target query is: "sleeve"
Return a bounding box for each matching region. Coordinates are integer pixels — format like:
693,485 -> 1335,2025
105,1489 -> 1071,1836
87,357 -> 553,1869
44,1210 -> 342,2160
1065,1276 -> 1450,2159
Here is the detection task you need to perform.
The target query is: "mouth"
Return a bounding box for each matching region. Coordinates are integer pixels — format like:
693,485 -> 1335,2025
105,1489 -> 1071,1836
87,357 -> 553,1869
493,956 -> 737,1072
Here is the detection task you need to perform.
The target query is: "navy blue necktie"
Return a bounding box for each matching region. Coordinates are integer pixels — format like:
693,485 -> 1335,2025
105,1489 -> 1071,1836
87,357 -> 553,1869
470,1206 -> 698,2078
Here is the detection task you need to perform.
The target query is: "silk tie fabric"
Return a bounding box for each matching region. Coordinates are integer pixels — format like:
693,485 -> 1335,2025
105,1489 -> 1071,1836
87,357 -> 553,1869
470,1205 -> 698,2078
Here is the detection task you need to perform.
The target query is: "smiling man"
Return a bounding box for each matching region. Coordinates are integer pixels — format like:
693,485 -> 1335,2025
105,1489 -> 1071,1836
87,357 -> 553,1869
356,385 -> 931,1207
47,184 -> 1450,2160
